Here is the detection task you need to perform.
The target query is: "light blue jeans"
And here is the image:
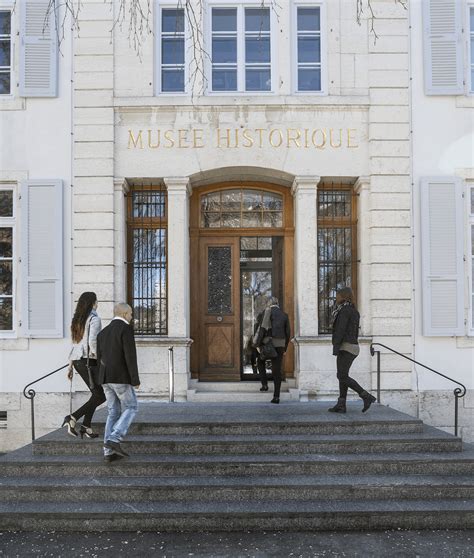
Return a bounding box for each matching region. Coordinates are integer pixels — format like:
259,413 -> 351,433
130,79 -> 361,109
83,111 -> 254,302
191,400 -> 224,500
103,383 -> 138,456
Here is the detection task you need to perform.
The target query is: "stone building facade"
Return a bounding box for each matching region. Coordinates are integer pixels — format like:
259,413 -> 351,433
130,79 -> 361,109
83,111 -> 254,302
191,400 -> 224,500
0,0 -> 472,451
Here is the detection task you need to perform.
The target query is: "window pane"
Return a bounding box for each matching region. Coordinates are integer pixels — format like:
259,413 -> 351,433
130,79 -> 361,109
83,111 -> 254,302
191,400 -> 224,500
471,68 -> 474,93
298,68 -> 321,91
162,69 -> 184,92
243,191 -> 262,211
471,189 -> 474,214
245,36 -> 270,63
263,212 -> 282,227
0,11 -> 10,35
212,8 -> 237,32
0,71 -> 10,94
471,39 -> 474,65
472,225 -> 474,255
162,37 -> 184,65
0,227 -> 12,257
221,212 -> 241,227
246,68 -> 271,91
221,190 -> 241,211
212,68 -> 237,91
318,191 -> 351,217
162,9 -> 184,33
212,37 -> 237,64
297,8 -> 320,31
471,7 -> 474,30
245,8 -> 270,32
0,40 -> 10,66
0,298 -> 12,330
202,212 -> 221,228
298,36 -> 320,63
202,192 -> 221,212
0,191 -> 13,217
263,193 -> 283,211
0,261 -> 12,295
132,192 -> 165,218
242,211 -> 263,227
208,246 -> 232,314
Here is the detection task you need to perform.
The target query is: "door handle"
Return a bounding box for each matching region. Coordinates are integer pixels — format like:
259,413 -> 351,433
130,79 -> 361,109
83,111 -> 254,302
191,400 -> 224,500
217,316 -> 223,322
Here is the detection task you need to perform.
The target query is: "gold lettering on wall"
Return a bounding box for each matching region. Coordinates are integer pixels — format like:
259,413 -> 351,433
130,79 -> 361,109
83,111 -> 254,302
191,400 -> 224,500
127,127 -> 361,150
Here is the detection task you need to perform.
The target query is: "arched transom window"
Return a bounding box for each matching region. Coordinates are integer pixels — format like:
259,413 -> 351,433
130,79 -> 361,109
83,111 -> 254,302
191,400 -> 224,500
201,189 -> 283,228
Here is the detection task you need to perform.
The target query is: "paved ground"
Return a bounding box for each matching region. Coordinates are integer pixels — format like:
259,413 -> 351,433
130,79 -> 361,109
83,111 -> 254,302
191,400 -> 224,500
0,530 -> 473,557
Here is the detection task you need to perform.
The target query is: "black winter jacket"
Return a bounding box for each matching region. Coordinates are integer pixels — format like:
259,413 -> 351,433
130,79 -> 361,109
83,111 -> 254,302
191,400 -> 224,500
332,304 -> 360,356
256,306 -> 291,350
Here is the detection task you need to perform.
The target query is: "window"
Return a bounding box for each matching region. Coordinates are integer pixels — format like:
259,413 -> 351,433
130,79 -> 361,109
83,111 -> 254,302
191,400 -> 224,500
201,189 -> 283,227
0,187 -> 14,332
470,6 -> 474,92
0,10 -> 11,95
210,5 -> 273,93
469,185 -> 474,331
127,187 -> 167,335
159,7 -> 186,93
317,187 -> 357,334
294,5 -> 321,92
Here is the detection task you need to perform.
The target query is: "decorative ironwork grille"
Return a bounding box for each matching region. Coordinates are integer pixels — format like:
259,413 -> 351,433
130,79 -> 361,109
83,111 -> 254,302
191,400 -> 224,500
127,187 -> 167,335
317,187 -> 357,334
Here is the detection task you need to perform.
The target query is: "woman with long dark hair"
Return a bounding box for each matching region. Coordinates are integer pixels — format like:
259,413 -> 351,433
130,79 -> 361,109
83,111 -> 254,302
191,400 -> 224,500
329,287 -> 376,414
62,292 -> 106,438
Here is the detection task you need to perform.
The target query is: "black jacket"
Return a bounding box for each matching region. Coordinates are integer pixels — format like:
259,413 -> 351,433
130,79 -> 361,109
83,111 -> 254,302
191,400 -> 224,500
96,319 -> 140,386
332,304 -> 360,356
256,306 -> 291,351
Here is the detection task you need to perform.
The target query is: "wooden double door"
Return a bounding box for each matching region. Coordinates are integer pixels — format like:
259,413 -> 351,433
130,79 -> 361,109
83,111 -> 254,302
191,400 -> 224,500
190,183 -> 294,382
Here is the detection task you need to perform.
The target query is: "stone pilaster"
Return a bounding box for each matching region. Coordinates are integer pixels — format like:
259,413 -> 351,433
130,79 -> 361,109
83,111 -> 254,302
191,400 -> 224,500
355,176 -> 371,337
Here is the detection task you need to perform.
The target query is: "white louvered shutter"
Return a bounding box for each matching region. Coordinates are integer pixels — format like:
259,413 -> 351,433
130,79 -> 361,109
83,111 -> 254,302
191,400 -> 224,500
422,0 -> 464,95
19,0 -> 58,97
420,177 -> 464,336
21,180 -> 63,338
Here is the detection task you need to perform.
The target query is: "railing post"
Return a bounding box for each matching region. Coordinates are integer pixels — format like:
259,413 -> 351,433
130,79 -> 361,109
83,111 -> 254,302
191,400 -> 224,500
370,344 -> 381,403
30,392 -> 35,442
376,350 -> 381,403
168,346 -> 175,403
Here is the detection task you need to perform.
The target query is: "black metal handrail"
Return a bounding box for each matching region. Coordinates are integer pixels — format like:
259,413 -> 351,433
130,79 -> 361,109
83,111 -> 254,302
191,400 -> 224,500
370,343 -> 467,437
23,364 -> 69,442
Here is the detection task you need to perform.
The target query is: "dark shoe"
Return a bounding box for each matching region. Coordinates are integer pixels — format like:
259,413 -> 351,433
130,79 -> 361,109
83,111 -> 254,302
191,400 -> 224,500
80,425 -> 99,439
104,440 -> 129,457
270,398 -> 280,404
259,384 -> 269,392
61,415 -> 78,437
103,453 -> 124,463
328,397 -> 347,413
360,391 -> 376,413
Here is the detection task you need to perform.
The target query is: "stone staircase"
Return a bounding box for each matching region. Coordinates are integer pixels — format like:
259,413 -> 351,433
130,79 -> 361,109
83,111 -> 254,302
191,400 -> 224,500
186,379 -> 300,402
0,402 -> 473,531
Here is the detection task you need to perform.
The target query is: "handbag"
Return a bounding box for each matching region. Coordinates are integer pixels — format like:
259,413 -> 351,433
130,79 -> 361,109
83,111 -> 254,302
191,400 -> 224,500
258,338 -> 278,360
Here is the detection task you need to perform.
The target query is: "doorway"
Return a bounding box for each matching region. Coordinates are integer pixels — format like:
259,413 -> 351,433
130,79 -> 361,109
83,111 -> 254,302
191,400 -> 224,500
190,183 -> 294,381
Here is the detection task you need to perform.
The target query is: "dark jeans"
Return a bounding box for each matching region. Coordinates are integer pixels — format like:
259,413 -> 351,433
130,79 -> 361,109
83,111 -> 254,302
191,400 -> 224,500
336,350 -> 364,399
72,359 -> 106,427
266,347 -> 285,398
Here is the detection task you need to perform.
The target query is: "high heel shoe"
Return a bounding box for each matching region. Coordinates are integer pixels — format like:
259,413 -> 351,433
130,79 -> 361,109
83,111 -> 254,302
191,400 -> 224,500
270,397 -> 280,404
61,415 -> 78,437
259,385 -> 269,392
80,425 -> 99,439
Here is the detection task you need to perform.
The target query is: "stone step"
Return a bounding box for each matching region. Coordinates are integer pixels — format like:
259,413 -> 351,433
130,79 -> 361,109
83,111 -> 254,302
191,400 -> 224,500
3,451 -> 474,478
1,499 -> 473,531
186,390 -> 299,402
104,418 -> 424,436
32,429 -> 462,456
1,474 -> 473,503
188,380 -> 298,391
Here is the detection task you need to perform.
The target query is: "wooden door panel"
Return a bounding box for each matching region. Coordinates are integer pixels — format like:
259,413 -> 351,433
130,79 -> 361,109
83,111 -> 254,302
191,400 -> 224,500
206,324 -> 234,367
199,237 -> 240,378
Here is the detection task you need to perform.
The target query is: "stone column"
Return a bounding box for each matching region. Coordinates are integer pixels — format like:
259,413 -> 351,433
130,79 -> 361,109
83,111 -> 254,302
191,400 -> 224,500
164,177 -> 192,338
113,178 -> 129,304
355,176 -> 371,337
292,176 -> 320,400
164,177 -> 192,399
292,176 -> 320,337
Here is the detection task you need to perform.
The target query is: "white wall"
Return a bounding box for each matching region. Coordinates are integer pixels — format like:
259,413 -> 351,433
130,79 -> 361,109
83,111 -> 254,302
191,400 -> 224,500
410,0 -> 474,393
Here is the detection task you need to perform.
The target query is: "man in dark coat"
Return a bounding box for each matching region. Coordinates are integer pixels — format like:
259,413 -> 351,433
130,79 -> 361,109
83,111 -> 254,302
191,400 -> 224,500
96,303 -> 140,461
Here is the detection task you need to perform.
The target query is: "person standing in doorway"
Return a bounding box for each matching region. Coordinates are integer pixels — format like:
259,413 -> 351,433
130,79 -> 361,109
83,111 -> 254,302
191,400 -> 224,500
63,292 -> 106,439
96,303 -> 140,462
256,297 -> 291,404
329,287 -> 376,413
